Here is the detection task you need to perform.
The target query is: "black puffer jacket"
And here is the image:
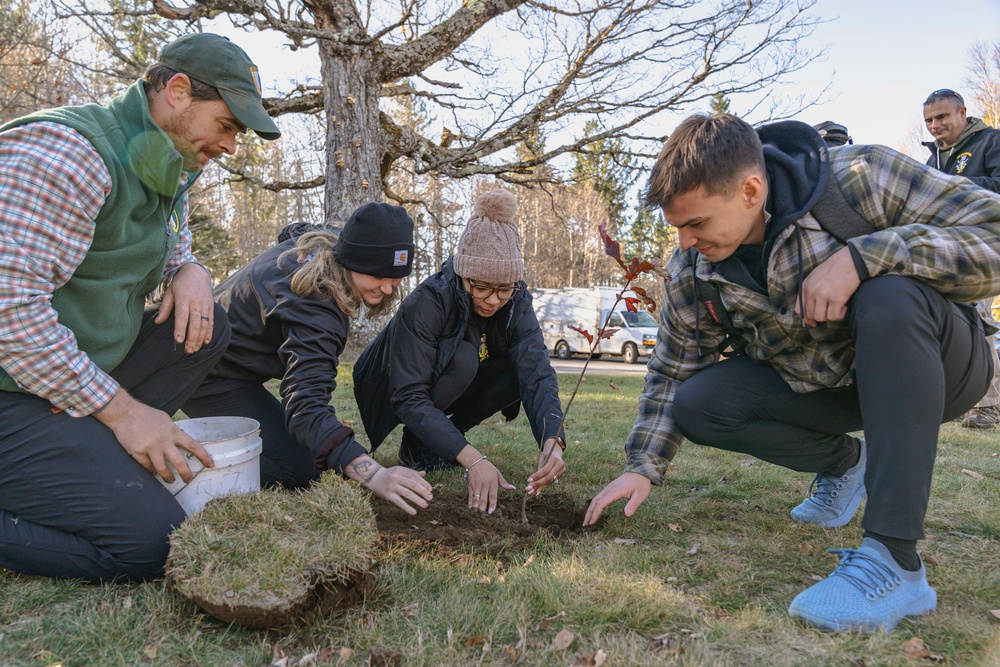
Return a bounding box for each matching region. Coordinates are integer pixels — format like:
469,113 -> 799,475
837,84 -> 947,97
923,117 -> 1000,193
210,235 -> 365,473
353,257 -> 565,460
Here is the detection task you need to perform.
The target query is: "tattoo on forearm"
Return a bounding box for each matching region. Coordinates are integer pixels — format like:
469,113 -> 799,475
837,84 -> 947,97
351,459 -> 382,485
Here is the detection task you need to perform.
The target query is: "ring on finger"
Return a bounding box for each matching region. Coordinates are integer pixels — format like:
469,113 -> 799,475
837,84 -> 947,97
472,493 -> 481,497
200,316 -> 210,321
554,477 -> 559,484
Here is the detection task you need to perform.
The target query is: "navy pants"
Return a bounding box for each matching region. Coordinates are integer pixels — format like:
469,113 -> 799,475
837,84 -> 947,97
0,305 -> 230,582
672,276 -> 992,541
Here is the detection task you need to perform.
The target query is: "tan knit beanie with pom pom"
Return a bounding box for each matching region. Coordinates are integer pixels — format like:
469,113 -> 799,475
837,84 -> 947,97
454,189 -> 524,284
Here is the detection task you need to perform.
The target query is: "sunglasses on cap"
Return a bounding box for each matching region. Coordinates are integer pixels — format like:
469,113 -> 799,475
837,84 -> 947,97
924,89 -> 964,105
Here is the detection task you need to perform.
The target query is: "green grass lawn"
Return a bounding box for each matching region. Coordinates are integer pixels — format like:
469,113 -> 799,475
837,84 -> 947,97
1,368 -> 999,666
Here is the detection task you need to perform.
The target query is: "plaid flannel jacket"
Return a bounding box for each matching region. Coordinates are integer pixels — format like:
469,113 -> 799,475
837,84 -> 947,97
626,144 -> 1000,484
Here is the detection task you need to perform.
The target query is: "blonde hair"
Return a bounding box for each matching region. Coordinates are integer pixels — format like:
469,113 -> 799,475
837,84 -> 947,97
280,230 -> 399,319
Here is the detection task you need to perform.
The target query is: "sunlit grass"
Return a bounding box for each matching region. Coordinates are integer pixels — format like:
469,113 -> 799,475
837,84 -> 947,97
0,365 -> 997,665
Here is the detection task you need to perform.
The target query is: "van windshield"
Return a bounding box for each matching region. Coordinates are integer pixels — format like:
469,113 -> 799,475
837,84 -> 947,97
621,310 -> 657,327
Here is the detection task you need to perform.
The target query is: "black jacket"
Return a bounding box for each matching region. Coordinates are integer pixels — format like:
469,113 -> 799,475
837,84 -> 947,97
353,257 -> 565,460
209,237 -> 365,473
923,117 -> 1000,193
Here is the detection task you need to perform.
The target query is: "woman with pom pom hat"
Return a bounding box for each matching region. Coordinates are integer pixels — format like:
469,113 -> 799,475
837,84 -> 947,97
353,190 -> 567,514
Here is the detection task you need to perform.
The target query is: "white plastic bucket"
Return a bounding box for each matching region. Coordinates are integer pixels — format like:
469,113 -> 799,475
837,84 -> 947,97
158,417 -> 263,516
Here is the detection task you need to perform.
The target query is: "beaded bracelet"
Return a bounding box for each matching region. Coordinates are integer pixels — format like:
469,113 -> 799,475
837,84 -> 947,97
464,454 -> 488,479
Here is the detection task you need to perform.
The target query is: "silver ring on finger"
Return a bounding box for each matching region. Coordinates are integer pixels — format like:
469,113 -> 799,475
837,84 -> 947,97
472,493 -> 481,497
554,477 -> 559,484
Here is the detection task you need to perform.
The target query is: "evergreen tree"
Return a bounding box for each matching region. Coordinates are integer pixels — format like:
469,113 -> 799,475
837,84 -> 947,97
710,92 -> 732,115
571,120 -> 639,232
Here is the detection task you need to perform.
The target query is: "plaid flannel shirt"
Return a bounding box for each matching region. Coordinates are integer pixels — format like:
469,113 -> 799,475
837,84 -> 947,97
0,122 -> 195,416
626,144 -> 1000,484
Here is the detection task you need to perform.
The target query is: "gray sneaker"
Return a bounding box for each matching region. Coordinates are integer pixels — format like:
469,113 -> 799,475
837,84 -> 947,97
961,405 -> 1000,429
790,437 -> 867,528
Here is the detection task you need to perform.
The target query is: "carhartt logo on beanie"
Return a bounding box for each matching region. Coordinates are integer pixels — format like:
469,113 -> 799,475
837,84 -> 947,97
333,202 -> 414,279
454,190 -> 523,284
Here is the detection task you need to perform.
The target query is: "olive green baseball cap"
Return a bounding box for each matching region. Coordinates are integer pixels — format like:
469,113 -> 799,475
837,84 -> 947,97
159,33 -> 281,140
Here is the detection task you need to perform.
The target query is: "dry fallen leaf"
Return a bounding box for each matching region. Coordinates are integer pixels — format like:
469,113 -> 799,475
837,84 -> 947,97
502,645 -> 519,662
921,552 -> 940,566
428,519 -> 444,525
900,637 -> 945,663
551,629 -> 576,651
609,380 -> 619,390
400,602 -> 420,618
990,609 -> 1000,620
573,649 -> 609,666
341,419 -> 355,426
961,468 -> 985,480
687,543 -> 701,556
799,542 -> 814,555
668,523 -> 683,533
613,537 -> 640,545
465,635 -> 488,647
143,645 -> 158,659
539,611 -> 566,630
337,647 -> 354,664
648,632 -> 682,652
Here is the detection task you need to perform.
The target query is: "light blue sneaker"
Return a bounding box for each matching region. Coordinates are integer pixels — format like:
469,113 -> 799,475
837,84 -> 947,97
790,437 -> 867,528
788,538 -> 937,632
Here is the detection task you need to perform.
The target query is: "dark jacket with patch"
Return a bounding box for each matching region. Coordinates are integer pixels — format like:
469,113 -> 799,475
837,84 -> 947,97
923,117 -> 1000,193
209,234 -> 365,473
353,257 -> 564,461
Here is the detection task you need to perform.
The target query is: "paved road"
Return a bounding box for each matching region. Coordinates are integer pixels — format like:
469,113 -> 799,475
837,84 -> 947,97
549,356 -> 649,375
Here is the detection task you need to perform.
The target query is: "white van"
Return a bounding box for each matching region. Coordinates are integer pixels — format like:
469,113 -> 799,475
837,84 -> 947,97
531,286 -> 658,364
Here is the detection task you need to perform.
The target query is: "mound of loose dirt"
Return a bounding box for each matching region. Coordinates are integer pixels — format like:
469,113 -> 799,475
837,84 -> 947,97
371,489 -> 588,555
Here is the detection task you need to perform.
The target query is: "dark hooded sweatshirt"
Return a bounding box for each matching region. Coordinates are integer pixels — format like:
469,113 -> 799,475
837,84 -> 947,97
923,117 -> 1000,193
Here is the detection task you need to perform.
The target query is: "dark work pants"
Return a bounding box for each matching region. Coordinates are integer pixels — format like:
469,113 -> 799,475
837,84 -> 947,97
672,276 -> 992,541
0,304 -> 230,582
407,340 -> 521,456
183,379 -> 319,490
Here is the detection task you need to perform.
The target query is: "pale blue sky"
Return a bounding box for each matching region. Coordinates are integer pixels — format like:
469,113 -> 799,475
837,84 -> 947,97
226,1 -> 1000,159
801,0 -> 1000,154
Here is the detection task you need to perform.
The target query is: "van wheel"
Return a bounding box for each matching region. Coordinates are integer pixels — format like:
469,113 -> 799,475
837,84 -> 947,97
622,343 -> 638,364
555,341 -> 571,360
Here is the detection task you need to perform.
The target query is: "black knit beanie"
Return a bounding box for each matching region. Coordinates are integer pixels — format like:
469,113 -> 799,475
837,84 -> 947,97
333,202 -> 415,278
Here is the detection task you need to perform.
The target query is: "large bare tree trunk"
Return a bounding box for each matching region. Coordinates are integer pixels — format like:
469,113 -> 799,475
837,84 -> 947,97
318,42 -> 382,224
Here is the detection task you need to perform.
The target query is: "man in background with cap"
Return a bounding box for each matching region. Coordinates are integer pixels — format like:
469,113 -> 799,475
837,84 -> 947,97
814,120 -> 852,147
0,33 -> 280,582
923,88 -> 1000,428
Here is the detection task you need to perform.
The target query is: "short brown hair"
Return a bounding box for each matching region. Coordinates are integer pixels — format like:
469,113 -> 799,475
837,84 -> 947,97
642,113 -> 765,209
141,64 -> 223,102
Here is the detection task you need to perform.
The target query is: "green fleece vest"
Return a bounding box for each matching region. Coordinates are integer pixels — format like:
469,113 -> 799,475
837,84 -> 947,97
0,81 -> 198,394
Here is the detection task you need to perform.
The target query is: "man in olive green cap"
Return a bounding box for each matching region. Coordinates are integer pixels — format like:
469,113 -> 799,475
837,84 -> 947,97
0,33 -> 279,582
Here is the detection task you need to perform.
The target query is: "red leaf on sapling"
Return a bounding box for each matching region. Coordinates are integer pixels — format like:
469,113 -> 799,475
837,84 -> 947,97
598,328 -> 619,340
569,325 -> 594,345
598,222 -> 622,262
631,286 -> 648,297
624,297 -> 640,313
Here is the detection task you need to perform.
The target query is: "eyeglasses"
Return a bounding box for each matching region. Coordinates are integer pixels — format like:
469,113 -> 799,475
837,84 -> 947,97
466,279 -> 520,301
925,89 -> 964,105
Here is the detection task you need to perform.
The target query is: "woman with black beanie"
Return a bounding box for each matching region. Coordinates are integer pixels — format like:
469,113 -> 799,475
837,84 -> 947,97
183,202 -> 433,515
